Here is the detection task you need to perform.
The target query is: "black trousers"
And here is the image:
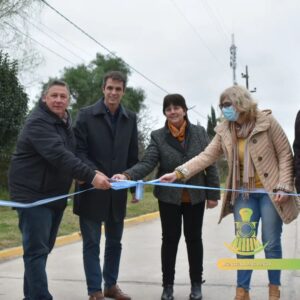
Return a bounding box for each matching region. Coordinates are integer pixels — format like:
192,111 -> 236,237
158,200 -> 205,286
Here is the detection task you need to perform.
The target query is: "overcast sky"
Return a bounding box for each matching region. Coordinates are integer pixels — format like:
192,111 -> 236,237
17,0 -> 300,143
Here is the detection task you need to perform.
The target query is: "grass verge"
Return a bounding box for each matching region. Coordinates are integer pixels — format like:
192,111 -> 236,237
0,191 -> 158,251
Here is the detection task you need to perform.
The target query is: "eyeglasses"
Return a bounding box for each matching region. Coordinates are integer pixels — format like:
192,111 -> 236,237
219,102 -> 232,109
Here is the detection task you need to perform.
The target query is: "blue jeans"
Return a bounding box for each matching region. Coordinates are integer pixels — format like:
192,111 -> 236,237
233,193 -> 282,290
79,216 -> 124,295
17,206 -> 64,300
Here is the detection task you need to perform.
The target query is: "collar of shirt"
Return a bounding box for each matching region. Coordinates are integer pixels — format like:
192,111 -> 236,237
103,102 -> 120,124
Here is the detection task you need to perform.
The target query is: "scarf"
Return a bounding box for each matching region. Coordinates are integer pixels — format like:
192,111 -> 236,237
230,120 -> 256,203
168,120 -> 187,143
168,120 -> 190,202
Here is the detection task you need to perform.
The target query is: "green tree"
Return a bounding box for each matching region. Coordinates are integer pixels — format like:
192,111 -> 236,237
206,106 -> 217,139
0,51 -> 28,188
56,53 -> 145,117
42,53 -> 148,155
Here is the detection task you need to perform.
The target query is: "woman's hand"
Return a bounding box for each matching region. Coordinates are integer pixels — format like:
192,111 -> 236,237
274,191 -> 289,204
206,200 -> 218,209
112,174 -> 127,180
159,172 -> 177,183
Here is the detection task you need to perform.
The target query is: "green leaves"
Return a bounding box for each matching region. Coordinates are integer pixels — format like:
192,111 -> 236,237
0,51 -> 29,187
206,105 -> 217,139
59,53 -> 145,119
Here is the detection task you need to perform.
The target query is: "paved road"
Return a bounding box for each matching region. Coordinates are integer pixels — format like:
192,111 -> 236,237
0,205 -> 299,299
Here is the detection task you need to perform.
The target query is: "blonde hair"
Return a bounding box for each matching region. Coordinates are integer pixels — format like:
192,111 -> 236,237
220,85 -> 258,120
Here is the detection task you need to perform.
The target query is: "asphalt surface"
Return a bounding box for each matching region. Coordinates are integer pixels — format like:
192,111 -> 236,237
0,205 -> 299,300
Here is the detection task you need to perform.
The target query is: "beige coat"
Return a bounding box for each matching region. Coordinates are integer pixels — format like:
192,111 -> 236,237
177,110 -> 299,224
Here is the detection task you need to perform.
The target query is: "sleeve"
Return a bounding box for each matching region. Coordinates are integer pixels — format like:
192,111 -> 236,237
200,127 -> 221,200
125,131 -> 160,180
176,133 -> 223,180
28,119 -> 95,183
73,109 -> 98,170
293,111 -> 300,193
269,115 -> 294,192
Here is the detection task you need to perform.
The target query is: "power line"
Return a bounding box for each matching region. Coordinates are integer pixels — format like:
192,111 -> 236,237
169,0 -> 226,68
39,0 -> 169,94
25,17 -> 164,107
35,1 -> 211,123
200,0 -> 230,43
188,106 -> 208,121
22,16 -> 87,62
167,0 -> 222,123
4,22 -> 76,65
6,19 -> 164,110
35,18 -> 94,58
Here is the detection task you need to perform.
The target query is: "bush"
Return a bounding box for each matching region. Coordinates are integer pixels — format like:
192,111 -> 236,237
0,51 -> 28,189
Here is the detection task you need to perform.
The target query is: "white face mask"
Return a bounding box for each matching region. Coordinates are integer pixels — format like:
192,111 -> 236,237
222,105 -> 240,121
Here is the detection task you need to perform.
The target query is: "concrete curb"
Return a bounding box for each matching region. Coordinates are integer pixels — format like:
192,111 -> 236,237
0,211 -> 159,261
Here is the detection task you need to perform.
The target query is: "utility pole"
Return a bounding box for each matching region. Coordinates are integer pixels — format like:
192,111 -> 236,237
241,65 -> 249,89
230,34 -> 237,85
241,65 -> 256,92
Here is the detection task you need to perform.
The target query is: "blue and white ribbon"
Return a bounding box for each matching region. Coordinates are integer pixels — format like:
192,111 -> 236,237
0,188 -> 95,208
1,179 -> 299,208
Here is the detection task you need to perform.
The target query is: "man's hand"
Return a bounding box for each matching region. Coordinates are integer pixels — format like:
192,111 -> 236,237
95,170 -> 106,176
91,173 -> 111,190
206,200 -> 218,209
112,174 -> 127,180
159,172 -> 177,183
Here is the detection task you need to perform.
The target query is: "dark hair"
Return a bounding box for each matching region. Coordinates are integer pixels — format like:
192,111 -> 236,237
43,79 -> 70,98
163,94 -> 188,116
102,71 -> 127,90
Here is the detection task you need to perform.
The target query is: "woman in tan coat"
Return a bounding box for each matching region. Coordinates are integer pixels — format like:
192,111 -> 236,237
160,85 -> 299,300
